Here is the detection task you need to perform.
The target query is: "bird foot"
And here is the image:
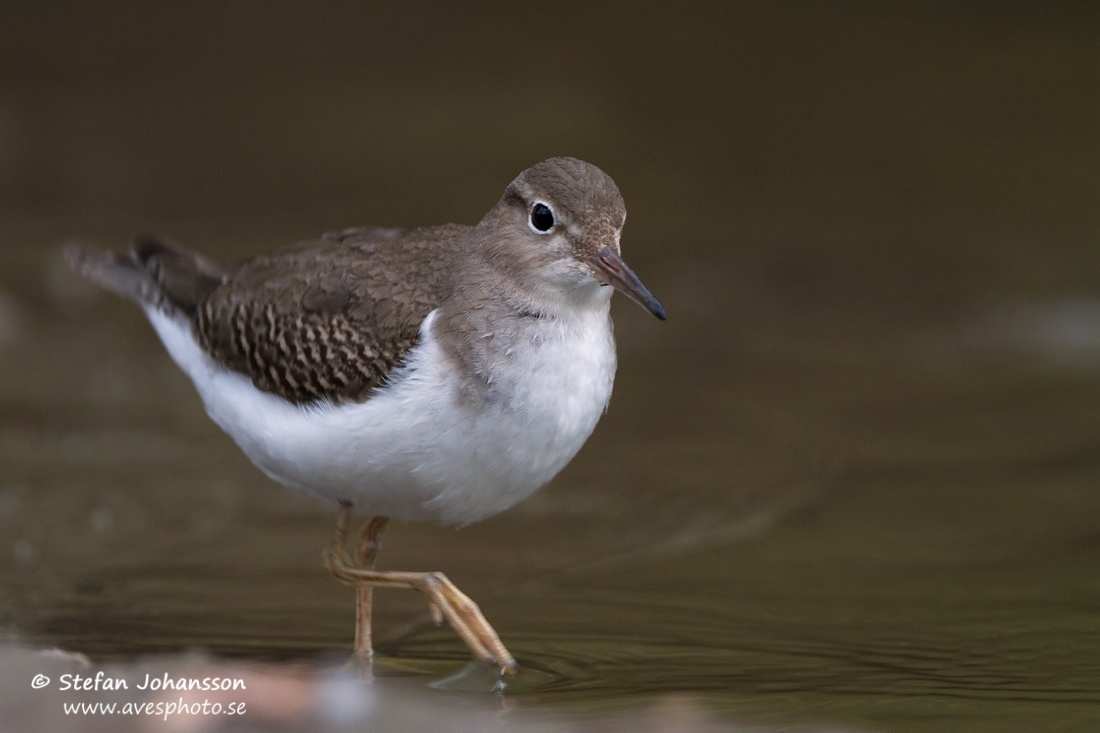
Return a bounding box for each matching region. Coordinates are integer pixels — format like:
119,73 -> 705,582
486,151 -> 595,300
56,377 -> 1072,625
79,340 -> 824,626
324,506 -> 518,674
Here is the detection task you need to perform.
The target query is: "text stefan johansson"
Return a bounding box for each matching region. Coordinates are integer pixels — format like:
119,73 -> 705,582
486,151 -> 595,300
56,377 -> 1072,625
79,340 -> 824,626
58,672 -> 246,691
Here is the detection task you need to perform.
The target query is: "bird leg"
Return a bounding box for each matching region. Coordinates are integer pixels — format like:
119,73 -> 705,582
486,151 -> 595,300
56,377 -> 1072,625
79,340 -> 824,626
353,515 -> 389,660
325,501 -> 519,674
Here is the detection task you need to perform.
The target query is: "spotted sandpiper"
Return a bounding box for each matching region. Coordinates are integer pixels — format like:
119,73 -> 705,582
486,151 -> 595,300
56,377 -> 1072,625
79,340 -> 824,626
67,157 -> 666,674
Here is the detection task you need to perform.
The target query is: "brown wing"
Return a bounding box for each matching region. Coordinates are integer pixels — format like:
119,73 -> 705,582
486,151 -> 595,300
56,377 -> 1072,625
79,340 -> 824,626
193,225 -> 462,405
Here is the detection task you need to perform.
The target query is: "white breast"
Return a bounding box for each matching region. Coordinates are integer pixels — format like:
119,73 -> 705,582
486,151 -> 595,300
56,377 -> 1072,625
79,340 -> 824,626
144,305 -> 616,525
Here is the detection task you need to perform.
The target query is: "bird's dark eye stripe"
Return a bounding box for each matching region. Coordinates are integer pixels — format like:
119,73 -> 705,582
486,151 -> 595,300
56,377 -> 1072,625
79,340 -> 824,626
530,203 -> 554,232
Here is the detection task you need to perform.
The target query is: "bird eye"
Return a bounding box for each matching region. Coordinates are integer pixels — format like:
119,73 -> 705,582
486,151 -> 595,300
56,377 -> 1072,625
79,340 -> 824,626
529,202 -> 555,233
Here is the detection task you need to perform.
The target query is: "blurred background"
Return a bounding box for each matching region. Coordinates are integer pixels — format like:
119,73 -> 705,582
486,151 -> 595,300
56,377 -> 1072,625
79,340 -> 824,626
1,3 -> 1099,731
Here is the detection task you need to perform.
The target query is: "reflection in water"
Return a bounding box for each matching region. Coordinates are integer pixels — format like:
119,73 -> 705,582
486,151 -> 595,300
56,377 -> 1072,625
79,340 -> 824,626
2,4 -> 1100,732
947,299 -> 1100,367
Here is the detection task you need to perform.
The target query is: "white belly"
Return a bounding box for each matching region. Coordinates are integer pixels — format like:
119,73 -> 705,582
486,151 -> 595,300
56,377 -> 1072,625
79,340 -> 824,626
144,307 -> 616,525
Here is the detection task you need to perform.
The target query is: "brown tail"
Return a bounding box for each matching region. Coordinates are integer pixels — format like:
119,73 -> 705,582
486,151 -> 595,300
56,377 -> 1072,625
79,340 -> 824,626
65,235 -> 231,316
